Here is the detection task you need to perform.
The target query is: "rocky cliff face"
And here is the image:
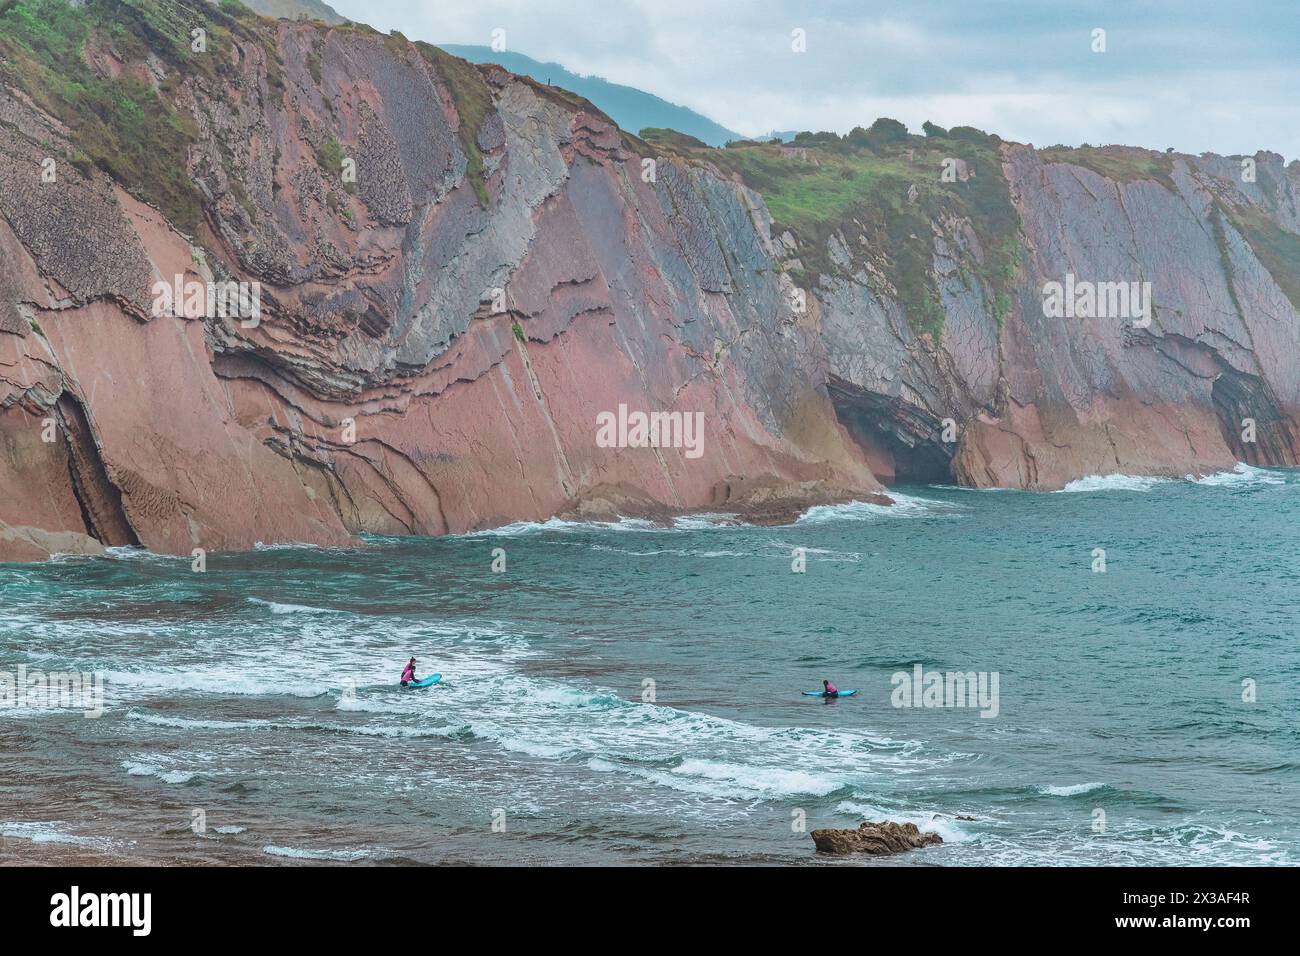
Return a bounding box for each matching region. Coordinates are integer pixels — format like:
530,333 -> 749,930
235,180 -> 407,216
810,142 -> 1300,490
1,1 -> 1297,560
0,1 -> 879,559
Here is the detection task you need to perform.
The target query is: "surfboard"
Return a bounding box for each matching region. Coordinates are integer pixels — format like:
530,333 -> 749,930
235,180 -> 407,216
802,689 -> 857,697
406,673 -> 442,689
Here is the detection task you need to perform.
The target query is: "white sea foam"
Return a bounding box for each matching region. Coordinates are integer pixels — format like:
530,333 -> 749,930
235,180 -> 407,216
247,597 -> 343,615
101,668 -> 330,699
1187,462 -> 1289,487
586,756 -> 842,799
834,801 -> 975,844
436,669 -> 937,804
129,707 -> 466,740
122,760 -> 197,784
75,619 -> 525,707
672,759 -> 843,797
455,494 -> 958,536
334,696 -> 399,713
104,546 -> 182,562
310,720 -> 467,739
797,492 -> 959,524
489,735 -> 578,759
261,845 -> 375,861
43,552 -> 104,564
457,516 -> 661,537
0,821 -> 116,848
956,817 -> 1289,867
1057,465 -> 1293,493
671,513 -> 742,530
1037,782 -> 1107,797
1057,474 -> 1171,493
128,711 -> 273,731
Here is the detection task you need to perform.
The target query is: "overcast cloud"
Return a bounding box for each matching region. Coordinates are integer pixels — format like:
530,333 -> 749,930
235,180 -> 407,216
329,0 -> 1300,159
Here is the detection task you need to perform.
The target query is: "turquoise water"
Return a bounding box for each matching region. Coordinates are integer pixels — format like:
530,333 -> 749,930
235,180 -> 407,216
1,465 -> 1297,865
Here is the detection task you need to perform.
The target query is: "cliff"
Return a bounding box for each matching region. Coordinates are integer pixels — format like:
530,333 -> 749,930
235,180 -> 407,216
657,127 -> 1300,489
1,1 -> 1297,560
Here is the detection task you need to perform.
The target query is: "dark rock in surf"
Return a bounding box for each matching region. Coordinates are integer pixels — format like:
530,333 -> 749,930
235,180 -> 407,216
810,820 -> 943,855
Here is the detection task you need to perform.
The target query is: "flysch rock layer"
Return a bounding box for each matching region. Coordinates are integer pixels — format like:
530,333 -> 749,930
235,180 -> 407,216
0,16 -> 878,559
1,9 -> 1298,560
820,145 -> 1300,489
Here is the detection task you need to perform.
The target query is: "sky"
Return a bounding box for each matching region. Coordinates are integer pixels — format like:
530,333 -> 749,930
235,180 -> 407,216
329,0 -> 1300,160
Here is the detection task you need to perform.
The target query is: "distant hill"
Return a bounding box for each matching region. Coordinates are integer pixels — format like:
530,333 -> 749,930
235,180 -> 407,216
240,4 -> 739,146
441,45 -> 741,147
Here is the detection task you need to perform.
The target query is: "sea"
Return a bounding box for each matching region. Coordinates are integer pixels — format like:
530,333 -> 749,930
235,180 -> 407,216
1,463 -> 1296,865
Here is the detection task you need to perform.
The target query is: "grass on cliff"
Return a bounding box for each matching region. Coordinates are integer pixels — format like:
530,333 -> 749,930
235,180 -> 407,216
0,0 -> 508,228
0,0 -> 270,234
416,41 -> 493,207
645,125 -> 1022,339
1038,145 -> 1177,191
1219,202 -> 1300,315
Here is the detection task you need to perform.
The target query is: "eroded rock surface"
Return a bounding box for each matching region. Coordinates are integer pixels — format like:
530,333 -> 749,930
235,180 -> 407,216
0,8 -> 878,560
811,820 -> 944,855
817,145 -> 1300,488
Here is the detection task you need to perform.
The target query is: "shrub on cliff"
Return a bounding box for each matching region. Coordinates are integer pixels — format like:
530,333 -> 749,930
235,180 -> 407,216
947,125 -> 999,146
845,118 -> 910,151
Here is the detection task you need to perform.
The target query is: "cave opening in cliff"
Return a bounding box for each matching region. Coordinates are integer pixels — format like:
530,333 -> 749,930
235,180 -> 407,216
827,377 -> 955,485
1211,369 -> 1299,467
55,393 -> 142,548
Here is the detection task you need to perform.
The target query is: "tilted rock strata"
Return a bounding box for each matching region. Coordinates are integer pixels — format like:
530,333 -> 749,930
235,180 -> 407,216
0,12 -> 877,559
1,4 -> 1298,560
819,146 -> 1300,488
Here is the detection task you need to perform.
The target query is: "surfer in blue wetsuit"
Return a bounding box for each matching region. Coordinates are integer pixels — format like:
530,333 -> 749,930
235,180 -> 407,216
822,679 -> 839,698
401,657 -> 417,687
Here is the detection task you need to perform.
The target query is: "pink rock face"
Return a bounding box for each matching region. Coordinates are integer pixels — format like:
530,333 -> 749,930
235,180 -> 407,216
0,19 -> 878,560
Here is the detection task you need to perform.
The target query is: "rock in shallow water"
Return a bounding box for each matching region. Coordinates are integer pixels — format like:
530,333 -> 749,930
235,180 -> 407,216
810,820 -> 943,856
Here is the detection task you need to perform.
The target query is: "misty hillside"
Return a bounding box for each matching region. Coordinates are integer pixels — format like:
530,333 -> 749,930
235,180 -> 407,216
440,44 -> 741,147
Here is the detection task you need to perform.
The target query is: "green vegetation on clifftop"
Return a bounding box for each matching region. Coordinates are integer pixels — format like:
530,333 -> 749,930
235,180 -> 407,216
1039,144 -> 1177,191
416,41 -> 493,207
0,0 -> 267,233
1221,203 -> 1300,314
647,122 -> 1023,339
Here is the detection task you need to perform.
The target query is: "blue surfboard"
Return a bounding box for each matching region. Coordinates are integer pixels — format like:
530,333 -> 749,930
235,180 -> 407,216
803,689 -> 856,697
406,673 -> 442,689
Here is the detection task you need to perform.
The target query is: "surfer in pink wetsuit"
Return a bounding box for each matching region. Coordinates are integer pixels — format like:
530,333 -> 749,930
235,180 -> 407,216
401,657 -> 417,687
822,679 -> 839,698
